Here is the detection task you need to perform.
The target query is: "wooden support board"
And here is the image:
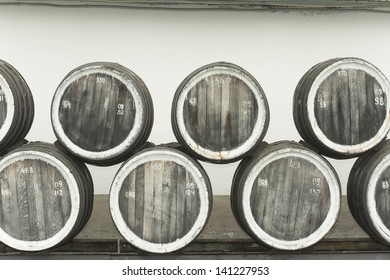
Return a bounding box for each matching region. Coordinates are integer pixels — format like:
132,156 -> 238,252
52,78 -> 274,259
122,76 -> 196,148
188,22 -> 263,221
0,0 -> 390,12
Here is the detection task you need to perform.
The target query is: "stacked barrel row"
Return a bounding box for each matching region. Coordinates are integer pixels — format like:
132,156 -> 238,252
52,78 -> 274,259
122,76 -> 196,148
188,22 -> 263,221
0,57 -> 390,253
0,60 -> 213,253
170,58 -> 390,250
50,62 -> 214,253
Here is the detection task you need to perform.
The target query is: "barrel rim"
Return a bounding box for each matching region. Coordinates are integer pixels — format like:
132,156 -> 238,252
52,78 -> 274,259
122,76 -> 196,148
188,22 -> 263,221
51,64 -> 146,161
0,150 -> 81,251
241,146 -> 341,250
366,152 -> 390,242
109,147 -> 212,253
172,61 -> 269,162
306,57 -> 390,154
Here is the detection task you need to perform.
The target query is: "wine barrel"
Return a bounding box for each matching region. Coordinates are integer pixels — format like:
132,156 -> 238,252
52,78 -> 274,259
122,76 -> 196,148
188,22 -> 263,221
51,62 -> 154,166
347,140 -> 390,246
0,59 -> 34,154
171,62 -> 270,163
0,141 -> 94,251
293,57 -> 390,159
231,141 -> 341,250
109,144 -> 212,253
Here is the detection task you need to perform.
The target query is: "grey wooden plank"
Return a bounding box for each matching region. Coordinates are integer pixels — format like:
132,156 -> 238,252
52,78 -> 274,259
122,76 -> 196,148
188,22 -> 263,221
75,195 -> 122,241
1,0 -> 390,12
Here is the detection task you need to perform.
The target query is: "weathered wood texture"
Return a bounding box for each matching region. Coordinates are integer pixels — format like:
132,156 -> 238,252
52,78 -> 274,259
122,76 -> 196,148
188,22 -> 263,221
1,0 -> 390,11
293,57 -> 390,159
0,60 -> 34,155
172,62 -> 269,163
348,140 -> 390,246
110,145 -> 212,253
0,142 -> 94,251
51,62 -> 153,166
231,141 -> 341,250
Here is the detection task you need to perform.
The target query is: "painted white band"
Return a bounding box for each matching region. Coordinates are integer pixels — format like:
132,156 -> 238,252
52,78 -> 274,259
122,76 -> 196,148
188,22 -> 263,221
241,148 -> 341,250
367,153 -> 390,242
110,149 -> 210,253
307,58 -> 390,154
0,150 -> 80,251
175,65 -> 268,161
51,66 -> 144,160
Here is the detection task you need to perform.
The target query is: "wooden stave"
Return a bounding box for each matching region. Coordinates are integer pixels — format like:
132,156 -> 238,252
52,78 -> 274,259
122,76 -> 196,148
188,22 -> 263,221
231,140 -> 341,250
356,144 -> 390,242
347,151 -> 382,243
18,142 -> 93,248
51,62 -> 154,166
293,59 -> 337,153
293,58 -> 350,159
102,62 -> 154,152
0,141 -> 94,251
0,66 -> 20,150
171,61 -> 270,164
230,141 -> 270,236
303,59 -> 354,159
108,63 -> 154,151
3,63 -> 35,153
231,141 -> 280,247
293,57 -> 390,159
347,148 -> 382,240
109,143 -> 213,253
16,141 -> 91,245
347,151 -> 372,228
347,140 -> 390,246
27,141 -> 95,244
0,61 -> 34,150
300,58 -> 356,158
0,60 -> 34,154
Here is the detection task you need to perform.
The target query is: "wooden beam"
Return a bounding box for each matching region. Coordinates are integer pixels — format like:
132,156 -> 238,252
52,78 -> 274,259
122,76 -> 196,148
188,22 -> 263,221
0,0 -> 390,12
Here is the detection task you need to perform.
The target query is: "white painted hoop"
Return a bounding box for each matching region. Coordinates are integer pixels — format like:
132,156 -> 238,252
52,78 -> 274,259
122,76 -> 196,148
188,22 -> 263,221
366,153 -> 390,243
241,147 -> 341,250
175,65 -> 268,161
51,65 -> 144,161
0,150 -> 80,251
307,58 -> 390,154
110,148 -> 211,253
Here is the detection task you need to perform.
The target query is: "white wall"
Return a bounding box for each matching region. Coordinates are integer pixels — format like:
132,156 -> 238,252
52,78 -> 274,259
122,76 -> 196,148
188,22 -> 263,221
0,6 -> 389,195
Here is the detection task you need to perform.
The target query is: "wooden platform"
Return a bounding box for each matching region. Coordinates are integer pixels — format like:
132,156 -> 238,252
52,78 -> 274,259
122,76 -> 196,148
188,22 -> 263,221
1,195 -> 390,259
